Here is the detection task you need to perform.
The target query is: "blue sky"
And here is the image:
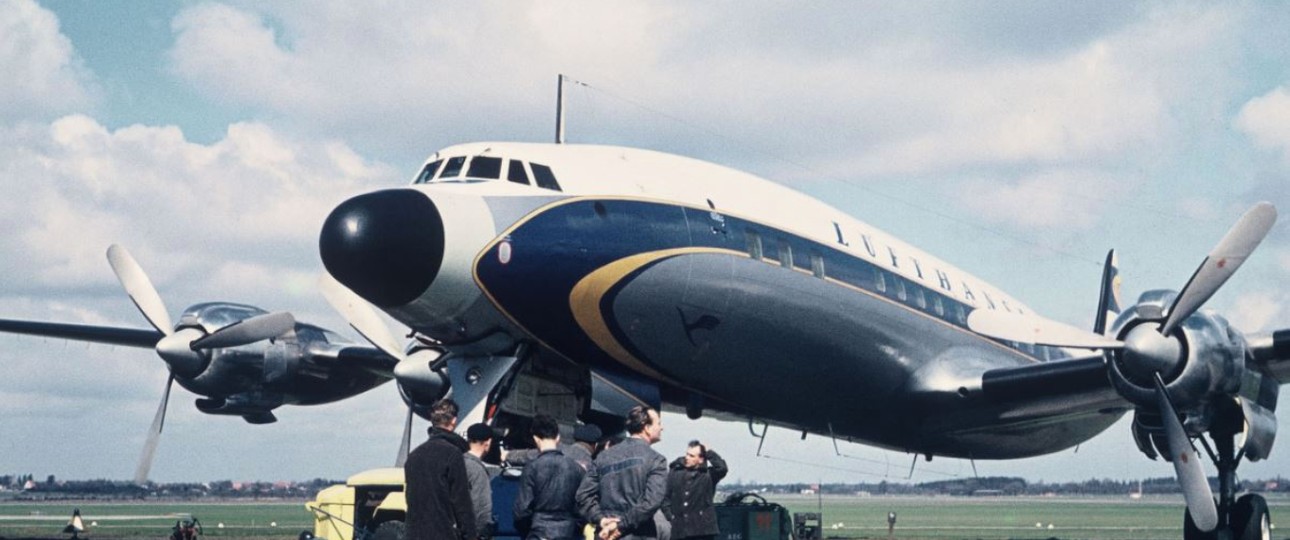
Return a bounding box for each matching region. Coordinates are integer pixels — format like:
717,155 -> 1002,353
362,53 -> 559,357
2,0 -> 1290,484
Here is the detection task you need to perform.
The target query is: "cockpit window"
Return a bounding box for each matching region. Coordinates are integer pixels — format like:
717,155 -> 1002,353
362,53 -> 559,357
530,163 -> 562,191
506,160 -> 530,185
414,160 -> 442,184
439,156 -> 466,179
466,156 -> 503,179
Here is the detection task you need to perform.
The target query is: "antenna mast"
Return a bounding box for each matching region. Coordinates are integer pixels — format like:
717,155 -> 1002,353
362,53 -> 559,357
555,74 -> 566,144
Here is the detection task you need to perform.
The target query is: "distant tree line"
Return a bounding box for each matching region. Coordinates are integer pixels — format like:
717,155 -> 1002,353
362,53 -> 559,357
4,474 -> 1288,500
725,476 -> 1290,497
0,476 -> 342,500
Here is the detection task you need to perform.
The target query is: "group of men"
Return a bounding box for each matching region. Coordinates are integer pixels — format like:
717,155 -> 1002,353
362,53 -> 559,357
405,400 -> 728,540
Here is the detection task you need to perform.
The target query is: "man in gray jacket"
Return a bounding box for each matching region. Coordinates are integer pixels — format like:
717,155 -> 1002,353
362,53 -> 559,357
576,406 -> 667,540
464,423 -> 496,539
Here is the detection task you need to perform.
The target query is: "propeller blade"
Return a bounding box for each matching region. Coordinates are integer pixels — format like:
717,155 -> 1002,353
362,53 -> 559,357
106,244 -> 173,335
134,374 -> 174,485
319,274 -> 407,362
1161,202 -> 1277,335
1154,374 -> 1217,532
395,406 -> 414,467
190,311 -> 296,350
968,309 -> 1125,349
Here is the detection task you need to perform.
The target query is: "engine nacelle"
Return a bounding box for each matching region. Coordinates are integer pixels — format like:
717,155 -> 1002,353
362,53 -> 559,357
393,346 -> 449,417
1108,290 -> 1245,433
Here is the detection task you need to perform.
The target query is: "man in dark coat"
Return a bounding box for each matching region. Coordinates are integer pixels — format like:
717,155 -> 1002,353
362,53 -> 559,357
663,441 -> 727,540
576,406 -> 667,540
507,423 -> 600,472
405,399 -> 477,540
513,415 -> 586,539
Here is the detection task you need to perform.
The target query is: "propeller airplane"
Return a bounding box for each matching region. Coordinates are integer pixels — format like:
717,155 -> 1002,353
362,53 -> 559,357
313,140 -> 1289,540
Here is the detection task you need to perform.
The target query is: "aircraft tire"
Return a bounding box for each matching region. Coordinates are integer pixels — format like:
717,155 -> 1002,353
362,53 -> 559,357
1230,494 -> 1271,540
370,520 -> 406,540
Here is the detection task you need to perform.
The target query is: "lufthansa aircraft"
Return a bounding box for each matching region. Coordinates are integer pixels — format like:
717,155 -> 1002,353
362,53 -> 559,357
318,142 -> 1288,539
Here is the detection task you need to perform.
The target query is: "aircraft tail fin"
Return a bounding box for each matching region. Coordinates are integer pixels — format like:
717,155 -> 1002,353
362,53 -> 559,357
63,508 -> 85,535
1093,249 -> 1122,335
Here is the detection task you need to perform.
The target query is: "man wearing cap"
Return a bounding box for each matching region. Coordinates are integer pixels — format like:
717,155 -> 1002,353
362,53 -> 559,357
513,415 -> 586,540
464,423 -> 497,539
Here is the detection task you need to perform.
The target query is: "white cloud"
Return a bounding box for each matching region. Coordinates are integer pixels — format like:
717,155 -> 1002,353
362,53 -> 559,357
0,114 -> 397,302
1236,86 -> 1290,166
0,0 -> 96,120
159,2 -> 1241,190
1224,291 -> 1285,334
956,169 -> 1128,230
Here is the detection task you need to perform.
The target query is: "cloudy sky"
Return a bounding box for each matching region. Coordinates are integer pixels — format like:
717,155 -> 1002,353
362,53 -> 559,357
2,1 -> 1290,485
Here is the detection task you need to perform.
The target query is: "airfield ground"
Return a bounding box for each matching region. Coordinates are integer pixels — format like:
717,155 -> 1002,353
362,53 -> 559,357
0,494 -> 1287,540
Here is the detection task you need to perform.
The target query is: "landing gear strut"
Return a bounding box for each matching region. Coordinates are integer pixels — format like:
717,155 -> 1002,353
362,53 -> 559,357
1182,419 -> 1271,540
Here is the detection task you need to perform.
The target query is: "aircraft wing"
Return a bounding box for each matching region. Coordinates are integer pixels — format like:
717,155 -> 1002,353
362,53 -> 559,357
0,318 -> 163,348
921,354 -> 1129,440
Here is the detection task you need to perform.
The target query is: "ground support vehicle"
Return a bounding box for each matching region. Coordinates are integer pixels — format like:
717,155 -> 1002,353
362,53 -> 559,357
304,466 -> 521,540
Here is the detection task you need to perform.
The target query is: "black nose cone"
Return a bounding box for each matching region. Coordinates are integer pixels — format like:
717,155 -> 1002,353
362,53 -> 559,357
320,189 -> 444,307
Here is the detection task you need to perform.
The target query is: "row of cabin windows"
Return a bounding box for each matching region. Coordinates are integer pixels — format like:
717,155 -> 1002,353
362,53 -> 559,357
744,228 -> 1062,361
414,156 -> 562,191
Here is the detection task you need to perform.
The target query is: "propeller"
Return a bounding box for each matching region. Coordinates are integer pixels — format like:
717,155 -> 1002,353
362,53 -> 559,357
106,244 -> 295,484
190,311 -> 296,349
134,374 -> 174,485
1159,202 -> 1276,336
320,273 -> 447,465
968,202 -> 1277,349
965,202 -> 1276,532
1156,373 -> 1218,531
320,273 -> 408,362
107,244 -> 173,335
396,407 -> 415,467
966,310 -> 1125,349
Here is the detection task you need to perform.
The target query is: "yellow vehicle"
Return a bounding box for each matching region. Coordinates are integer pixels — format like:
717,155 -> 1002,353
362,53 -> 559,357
304,466 -> 522,540
304,468 -> 408,540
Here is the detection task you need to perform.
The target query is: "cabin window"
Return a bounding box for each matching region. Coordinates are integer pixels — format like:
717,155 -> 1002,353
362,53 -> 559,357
530,163 -> 562,191
954,304 -> 967,325
933,295 -> 945,317
894,277 -> 908,302
913,287 -> 927,309
874,268 -> 887,293
415,160 -> 442,184
506,160 -> 530,185
810,253 -> 825,278
439,156 -> 467,179
777,240 -> 793,268
467,156 -> 503,179
746,230 -> 763,259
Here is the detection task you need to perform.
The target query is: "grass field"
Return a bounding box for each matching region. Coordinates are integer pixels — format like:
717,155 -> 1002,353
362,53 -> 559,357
1,495 -> 1287,540
0,501 -> 313,540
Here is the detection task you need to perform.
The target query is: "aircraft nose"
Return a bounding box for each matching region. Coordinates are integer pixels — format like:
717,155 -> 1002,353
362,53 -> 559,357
319,189 -> 444,308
